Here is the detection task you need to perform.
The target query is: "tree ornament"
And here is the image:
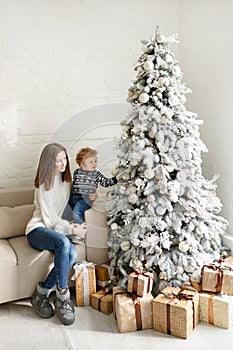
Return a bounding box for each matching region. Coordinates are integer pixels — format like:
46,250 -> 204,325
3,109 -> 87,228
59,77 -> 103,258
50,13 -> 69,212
133,258 -> 143,271
178,241 -> 190,253
168,95 -> 179,106
144,168 -> 154,179
139,217 -> 148,228
158,76 -> 169,86
156,34 -> 165,43
172,65 -> 181,76
135,178 -> 143,187
111,168 -> 119,176
162,239 -> 171,249
180,95 -> 187,104
144,60 -> 154,72
147,194 -> 155,203
120,241 -> 131,251
190,272 -> 201,284
132,238 -> 140,247
130,158 -> 139,166
176,265 -> 184,275
111,223 -> 118,230
128,193 -> 138,204
139,93 -> 150,103
148,131 -> 156,138
156,205 -> 166,216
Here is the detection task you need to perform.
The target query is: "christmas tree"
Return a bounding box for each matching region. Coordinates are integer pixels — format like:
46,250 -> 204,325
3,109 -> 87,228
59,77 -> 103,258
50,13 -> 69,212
106,26 -> 228,293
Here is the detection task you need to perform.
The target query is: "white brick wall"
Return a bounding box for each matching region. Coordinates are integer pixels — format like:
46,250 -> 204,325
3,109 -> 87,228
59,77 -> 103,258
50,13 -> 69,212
0,0 -> 179,187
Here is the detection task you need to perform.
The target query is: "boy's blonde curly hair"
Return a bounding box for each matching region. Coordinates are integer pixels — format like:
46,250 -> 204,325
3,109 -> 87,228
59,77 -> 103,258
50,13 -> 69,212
75,147 -> 98,166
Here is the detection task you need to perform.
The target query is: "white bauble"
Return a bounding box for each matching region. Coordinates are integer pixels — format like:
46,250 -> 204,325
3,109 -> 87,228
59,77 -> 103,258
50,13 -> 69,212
130,158 -> 139,166
156,205 -> 166,216
180,95 -> 187,104
176,266 -> 184,275
135,178 -> 143,187
170,193 -> 178,202
186,188 -> 196,199
168,95 -> 179,106
172,65 -> 181,76
158,76 -> 169,86
190,272 -> 201,284
120,241 -> 131,251
139,93 -> 150,103
133,259 -> 143,270
144,60 -> 154,72
161,115 -> 168,124
111,168 -> 119,176
154,154 -> 160,163
176,170 -> 187,181
148,131 -> 156,138
178,241 -> 190,253
132,239 -> 140,247
139,217 -> 148,228
147,194 -> 155,203
156,34 -> 165,43
128,193 -> 138,204
144,86 -> 150,93
111,223 -> 118,230
162,239 -> 171,249
184,265 -> 194,273
144,168 -> 154,179
166,54 -> 173,63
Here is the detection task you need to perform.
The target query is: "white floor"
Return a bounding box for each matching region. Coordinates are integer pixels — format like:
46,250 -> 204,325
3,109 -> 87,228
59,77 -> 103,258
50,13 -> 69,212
0,291 -> 232,350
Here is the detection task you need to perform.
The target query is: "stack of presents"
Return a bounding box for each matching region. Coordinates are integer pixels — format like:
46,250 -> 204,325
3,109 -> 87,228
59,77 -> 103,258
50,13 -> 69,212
72,256 -> 233,339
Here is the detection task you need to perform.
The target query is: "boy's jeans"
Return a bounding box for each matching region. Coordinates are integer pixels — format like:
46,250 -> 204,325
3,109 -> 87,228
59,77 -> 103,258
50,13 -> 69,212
73,198 -> 91,224
27,227 -> 77,290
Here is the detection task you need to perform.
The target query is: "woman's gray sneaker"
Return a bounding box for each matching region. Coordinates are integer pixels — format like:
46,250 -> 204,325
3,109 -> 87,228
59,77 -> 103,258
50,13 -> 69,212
30,284 -> 54,318
54,298 -> 75,325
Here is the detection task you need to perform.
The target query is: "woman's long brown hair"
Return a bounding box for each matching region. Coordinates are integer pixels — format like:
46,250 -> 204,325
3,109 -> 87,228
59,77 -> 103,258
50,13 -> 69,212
34,143 -> 72,191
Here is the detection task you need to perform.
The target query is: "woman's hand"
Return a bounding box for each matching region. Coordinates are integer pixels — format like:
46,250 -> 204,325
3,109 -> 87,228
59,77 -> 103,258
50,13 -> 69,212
71,222 -> 88,238
89,191 -> 98,202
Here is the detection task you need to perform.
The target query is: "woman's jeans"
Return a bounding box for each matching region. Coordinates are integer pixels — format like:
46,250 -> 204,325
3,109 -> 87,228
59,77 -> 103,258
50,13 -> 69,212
27,227 -> 77,290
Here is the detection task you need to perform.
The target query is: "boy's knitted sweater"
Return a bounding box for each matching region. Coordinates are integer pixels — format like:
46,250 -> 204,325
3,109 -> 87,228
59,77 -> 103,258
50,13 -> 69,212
70,168 -> 117,198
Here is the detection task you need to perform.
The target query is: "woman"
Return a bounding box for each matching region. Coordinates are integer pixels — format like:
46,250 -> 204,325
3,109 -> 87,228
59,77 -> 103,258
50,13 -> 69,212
25,143 -> 88,326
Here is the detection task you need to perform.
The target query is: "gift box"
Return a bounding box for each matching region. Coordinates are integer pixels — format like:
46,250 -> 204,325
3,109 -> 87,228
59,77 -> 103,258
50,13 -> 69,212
95,263 -> 114,290
201,262 -> 233,295
115,292 -> 153,333
91,290 -> 113,315
199,292 -> 233,329
113,286 -> 127,315
72,261 -> 96,307
127,271 -> 153,297
153,286 -> 199,339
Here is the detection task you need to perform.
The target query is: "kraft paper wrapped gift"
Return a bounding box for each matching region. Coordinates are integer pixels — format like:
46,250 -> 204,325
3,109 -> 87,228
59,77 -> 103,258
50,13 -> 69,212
153,286 -> 199,339
199,292 -> 233,329
91,290 -> 113,315
201,262 -> 233,295
113,286 -> 127,314
95,263 -> 114,289
127,271 -> 153,297
72,261 -> 96,307
115,292 -> 153,333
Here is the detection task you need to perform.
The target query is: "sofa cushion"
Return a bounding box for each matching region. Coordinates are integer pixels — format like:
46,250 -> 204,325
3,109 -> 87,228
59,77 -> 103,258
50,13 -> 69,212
0,239 -> 17,266
0,204 -> 35,239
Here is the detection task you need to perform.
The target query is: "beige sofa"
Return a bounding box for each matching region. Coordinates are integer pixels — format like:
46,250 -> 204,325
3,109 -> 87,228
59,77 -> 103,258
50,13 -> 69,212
0,186 -> 86,304
0,185 -> 109,305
